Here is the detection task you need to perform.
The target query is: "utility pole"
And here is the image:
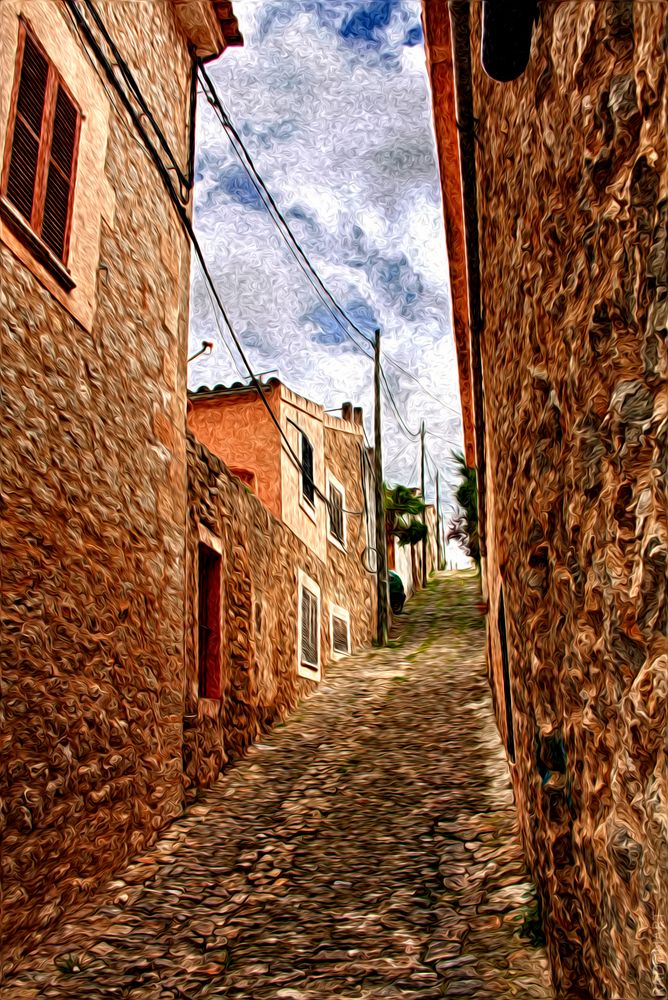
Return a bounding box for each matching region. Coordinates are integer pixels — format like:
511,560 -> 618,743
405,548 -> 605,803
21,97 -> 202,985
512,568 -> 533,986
435,468 -> 442,571
420,421 -> 427,587
374,328 -> 389,646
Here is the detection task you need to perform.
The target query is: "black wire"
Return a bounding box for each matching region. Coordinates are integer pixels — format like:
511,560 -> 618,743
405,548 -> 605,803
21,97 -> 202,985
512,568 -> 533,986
198,66 -> 462,418
198,70 -> 375,362
84,0 -> 192,198
64,0 -> 338,513
201,68 -> 424,451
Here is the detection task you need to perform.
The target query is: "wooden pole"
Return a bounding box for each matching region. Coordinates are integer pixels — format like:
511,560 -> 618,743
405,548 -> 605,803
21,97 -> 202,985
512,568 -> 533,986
420,421 -> 427,587
374,328 -> 389,646
435,468 -> 442,571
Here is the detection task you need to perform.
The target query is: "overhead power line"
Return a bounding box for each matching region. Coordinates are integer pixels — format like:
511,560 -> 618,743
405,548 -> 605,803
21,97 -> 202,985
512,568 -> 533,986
197,65 -> 461,419
66,0 -> 364,520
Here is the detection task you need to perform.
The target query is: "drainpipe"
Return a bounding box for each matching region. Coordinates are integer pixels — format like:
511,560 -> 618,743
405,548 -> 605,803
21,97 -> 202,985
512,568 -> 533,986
448,2 -> 487,577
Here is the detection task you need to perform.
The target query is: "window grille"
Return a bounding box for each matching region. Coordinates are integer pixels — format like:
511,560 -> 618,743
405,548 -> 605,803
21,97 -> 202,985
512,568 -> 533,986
329,483 -> 344,544
301,433 -> 315,506
332,613 -> 350,655
2,24 -> 81,264
300,585 -> 318,668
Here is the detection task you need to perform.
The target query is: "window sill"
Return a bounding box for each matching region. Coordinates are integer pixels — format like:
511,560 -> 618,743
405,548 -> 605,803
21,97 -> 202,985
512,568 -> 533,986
0,197 -> 75,292
328,532 -> 347,554
298,659 -> 321,682
300,495 -> 317,523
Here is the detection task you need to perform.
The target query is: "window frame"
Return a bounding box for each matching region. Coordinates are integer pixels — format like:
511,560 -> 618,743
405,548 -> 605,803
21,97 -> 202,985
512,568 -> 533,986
297,568 -> 321,681
326,469 -> 347,551
330,604 -> 351,660
1,18 -> 81,284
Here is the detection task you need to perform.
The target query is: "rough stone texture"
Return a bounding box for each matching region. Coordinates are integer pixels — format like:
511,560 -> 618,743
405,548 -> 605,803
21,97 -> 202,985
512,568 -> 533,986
0,1 -> 195,972
469,4 -> 668,997
323,417 -> 377,652
184,431 -> 376,793
5,574 -> 553,1000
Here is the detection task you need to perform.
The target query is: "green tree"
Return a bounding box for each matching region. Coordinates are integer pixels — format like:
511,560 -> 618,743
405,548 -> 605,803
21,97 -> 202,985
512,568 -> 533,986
447,451 -> 480,571
384,484 -> 428,548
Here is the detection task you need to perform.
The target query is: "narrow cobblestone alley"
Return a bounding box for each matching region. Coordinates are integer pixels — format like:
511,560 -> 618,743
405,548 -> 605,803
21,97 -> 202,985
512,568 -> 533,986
7,574 -> 553,1000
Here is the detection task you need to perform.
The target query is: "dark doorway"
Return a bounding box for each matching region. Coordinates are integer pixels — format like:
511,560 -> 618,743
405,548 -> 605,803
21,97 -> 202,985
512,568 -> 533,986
198,542 -> 222,699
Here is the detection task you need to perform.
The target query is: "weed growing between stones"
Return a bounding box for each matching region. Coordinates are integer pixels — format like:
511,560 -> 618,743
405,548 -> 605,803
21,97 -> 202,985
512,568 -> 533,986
517,888 -> 546,947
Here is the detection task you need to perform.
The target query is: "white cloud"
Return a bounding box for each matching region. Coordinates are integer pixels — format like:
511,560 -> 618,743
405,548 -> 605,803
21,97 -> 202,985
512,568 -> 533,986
190,0 -> 465,530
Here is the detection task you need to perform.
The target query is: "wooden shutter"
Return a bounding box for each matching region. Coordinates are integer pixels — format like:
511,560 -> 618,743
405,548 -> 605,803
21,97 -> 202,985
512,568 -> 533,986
332,614 -> 349,654
41,85 -> 79,260
329,484 -> 344,542
2,24 -> 80,265
5,31 -> 48,224
300,587 -> 318,667
301,434 -> 315,505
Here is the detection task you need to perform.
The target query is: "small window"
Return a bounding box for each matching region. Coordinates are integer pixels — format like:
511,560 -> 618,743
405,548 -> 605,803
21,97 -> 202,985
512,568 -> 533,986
298,571 -> 320,679
332,613 -> 350,655
198,542 -> 222,699
2,23 -> 81,265
329,483 -> 344,545
301,433 -> 315,506
300,586 -> 318,668
498,587 -> 515,763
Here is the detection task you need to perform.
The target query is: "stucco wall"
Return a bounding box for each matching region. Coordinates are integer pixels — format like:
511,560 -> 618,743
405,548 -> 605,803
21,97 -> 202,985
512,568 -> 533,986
1,0 -> 194,970
187,387 -> 283,518
280,388 -> 327,563
470,4 -> 668,997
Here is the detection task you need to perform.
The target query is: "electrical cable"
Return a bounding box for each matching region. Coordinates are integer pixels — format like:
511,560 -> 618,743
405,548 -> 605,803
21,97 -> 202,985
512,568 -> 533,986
65,0 -> 337,514
197,66 -> 462,418
203,67 -> 424,453
83,0 -> 192,199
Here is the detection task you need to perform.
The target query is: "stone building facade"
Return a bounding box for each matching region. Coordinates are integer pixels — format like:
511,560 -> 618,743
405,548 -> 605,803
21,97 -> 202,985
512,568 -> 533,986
184,413 -> 377,791
425,3 -> 667,998
0,0 -> 240,970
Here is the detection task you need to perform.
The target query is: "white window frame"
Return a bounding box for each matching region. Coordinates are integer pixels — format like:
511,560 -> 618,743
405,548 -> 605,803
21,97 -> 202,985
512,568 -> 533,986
330,603 -> 351,660
297,568 -> 321,681
326,469 -> 347,552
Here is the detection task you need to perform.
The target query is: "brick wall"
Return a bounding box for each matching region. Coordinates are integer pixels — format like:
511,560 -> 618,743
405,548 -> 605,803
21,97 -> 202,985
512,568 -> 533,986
472,4 -> 667,997
0,0 -> 194,970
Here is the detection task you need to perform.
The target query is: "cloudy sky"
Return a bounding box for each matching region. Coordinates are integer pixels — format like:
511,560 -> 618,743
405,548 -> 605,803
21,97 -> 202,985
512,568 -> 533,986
189,0 -> 464,515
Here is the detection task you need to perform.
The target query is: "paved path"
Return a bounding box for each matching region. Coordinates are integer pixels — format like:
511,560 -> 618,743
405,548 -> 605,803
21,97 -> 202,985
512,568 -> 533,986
7,573 -> 553,999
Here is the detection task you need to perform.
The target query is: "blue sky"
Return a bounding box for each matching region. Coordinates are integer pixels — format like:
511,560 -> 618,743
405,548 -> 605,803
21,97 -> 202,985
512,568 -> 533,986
189,0 -> 464,519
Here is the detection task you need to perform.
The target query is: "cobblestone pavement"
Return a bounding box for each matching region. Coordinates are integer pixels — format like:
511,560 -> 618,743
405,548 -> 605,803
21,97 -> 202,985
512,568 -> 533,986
7,572 -> 553,999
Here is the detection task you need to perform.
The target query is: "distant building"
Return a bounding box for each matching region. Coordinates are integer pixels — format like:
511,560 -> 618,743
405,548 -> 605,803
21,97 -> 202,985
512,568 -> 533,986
0,0 -> 241,969
425,3 -> 667,998
185,380 -> 377,779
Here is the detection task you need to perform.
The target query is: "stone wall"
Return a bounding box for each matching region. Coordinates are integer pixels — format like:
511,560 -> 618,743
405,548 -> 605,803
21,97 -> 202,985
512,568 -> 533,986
472,4 -> 667,997
0,1 -> 194,971
323,417 -> 376,652
184,430 -> 376,792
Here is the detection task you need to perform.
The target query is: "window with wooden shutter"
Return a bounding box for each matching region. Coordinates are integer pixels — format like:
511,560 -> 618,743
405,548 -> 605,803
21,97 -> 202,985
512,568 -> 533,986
301,433 -> 315,506
2,22 -> 81,267
332,613 -> 350,655
300,585 -> 318,669
329,483 -> 344,545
